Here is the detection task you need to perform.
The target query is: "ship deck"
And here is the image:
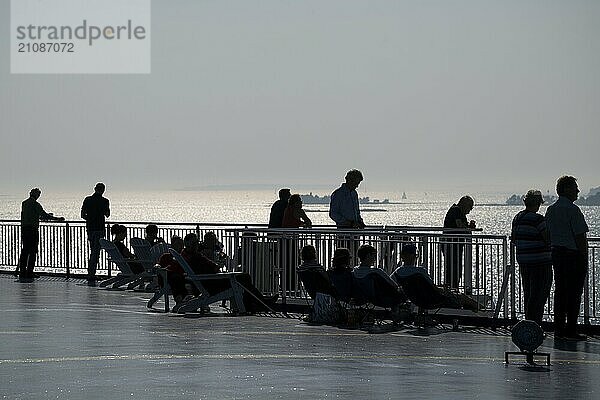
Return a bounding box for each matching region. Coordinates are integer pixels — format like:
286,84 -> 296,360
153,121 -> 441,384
1,275 -> 600,399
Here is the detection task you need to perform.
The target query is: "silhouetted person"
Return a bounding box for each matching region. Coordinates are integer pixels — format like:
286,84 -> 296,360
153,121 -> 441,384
182,233 -> 277,313
18,188 -> 64,280
268,188 -> 291,228
442,195 -> 476,289
81,182 -> 110,283
199,231 -> 228,269
329,169 -> 365,229
353,244 -> 406,307
328,248 -> 354,301
144,224 -> 164,247
391,243 -> 478,311
511,190 -> 552,325
111,224 -> 144,274
282,194 -> 312,228
546,176 -> 589,340
157,235 -> 188,304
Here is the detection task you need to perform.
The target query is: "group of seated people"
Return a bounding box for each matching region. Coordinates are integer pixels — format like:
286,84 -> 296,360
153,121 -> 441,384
298,242 -> 479,316
107,223 -> 477,317
108,224 -> 277,313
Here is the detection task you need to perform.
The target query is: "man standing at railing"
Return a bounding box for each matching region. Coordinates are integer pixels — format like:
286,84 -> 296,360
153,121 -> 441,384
442,196 -> 476,289
329,169 -> 365,229
19,188 -> 65,280
546,175 -> 589,341
81,182 -> 110,285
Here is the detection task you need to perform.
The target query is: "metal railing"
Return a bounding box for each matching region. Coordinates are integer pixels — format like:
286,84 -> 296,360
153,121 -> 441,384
510,238 -> 600,325
1,219 -> 598,324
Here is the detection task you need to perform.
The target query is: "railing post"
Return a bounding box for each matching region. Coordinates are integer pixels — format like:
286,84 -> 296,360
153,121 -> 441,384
584,254 -> 591,325
508,237 -> 516,321
106,223 -> 112,277
464,236 -> 473,295
64,222 -> 70,279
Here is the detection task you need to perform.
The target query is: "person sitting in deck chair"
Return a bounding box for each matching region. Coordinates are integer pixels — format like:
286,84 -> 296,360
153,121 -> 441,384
328,248 -> 354,302
297,245 -> 335,299
111,224 -> 145,274
199,231 -> 229,269
390,243 -> 479,312
144,224 -> 165,247
157,235 -> 189,305
352,244 -> 407,308
182,233 -> 278,312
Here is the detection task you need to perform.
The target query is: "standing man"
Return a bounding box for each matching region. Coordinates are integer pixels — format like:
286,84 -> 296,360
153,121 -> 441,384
268,188 -> 291,228
511,190 -> 553,325
81,182 -> 110,285
329,169 -> 365,229
442,195 -> 476,289
546,176 -> 589,340
19,188 -> 64,280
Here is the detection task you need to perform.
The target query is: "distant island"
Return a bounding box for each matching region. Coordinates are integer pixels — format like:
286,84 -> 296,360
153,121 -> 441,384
577,186 -> 600,206
505,186 -> 600,206
505,193 -> 557,206
300,192 -> 390,205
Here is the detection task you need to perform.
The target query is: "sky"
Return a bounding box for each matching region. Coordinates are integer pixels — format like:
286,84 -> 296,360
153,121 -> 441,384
1,0 -> 599,194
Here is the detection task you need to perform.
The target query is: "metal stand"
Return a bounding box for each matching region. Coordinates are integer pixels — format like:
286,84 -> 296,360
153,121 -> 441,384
505,351 -> 551,366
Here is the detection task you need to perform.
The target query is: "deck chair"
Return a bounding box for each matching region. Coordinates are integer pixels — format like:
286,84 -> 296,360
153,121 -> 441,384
98,239 -> 153,289
169,249 -> 247,314
297,268 -> 337,300
130,238 -> 156,271
352,273 -> 407,327
395,273 -> 478,328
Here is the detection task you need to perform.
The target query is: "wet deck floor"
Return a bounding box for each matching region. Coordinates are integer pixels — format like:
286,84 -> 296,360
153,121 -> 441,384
1,275 -> 599,399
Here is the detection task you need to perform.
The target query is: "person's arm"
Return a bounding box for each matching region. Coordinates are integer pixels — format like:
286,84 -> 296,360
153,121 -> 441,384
104,199 -> 110,218
81,199 -> 87,220
575,233 -> 588,260
298,209 -> 312,227
39,204 -> 64,222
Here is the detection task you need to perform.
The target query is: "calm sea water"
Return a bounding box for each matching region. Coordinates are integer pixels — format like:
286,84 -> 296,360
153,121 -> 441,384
1,190 -> 598,237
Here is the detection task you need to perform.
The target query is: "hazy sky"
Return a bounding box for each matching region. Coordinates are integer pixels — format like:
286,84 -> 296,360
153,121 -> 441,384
1,0 -> 599,194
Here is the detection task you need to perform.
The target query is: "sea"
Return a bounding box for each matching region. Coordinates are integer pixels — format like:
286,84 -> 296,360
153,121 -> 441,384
1,190 -> 599,237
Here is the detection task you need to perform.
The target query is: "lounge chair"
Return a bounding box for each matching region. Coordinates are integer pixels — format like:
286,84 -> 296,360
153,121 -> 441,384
98,239 -> 153,289
169,249 -> 247,314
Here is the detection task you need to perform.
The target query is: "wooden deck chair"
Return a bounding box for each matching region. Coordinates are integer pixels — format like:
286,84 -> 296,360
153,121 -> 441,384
99,239 -> 152,289
130,238 -> 156,272
169,249 -> 247,314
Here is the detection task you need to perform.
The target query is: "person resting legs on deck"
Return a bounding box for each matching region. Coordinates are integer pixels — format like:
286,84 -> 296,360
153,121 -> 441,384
390,243 -> 479,312
182,233 -> 278,312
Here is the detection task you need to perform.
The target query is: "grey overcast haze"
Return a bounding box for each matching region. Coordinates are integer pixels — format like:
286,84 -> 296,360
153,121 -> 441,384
1,0 -> 599,194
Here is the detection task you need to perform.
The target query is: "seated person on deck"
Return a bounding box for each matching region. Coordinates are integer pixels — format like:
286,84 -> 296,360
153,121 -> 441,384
352,244 -> 406,307
145,224 -> 165,247
199,231 -> 229,269
181,233 -> 278,312
157,235 -> 188,304
390,243 -> 479,312
297,245 -> 334,299
111,224 -> 145,274
328,248 -> 354,302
